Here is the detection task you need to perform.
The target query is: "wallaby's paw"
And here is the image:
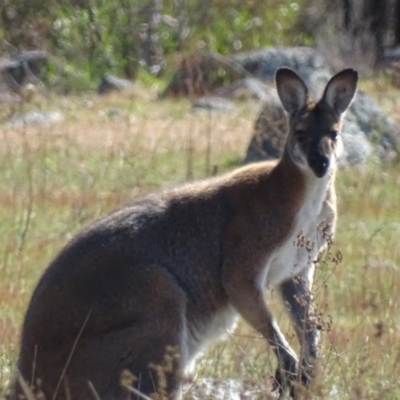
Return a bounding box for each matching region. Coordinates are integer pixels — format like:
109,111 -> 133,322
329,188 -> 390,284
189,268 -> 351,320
272,359 -> 314,399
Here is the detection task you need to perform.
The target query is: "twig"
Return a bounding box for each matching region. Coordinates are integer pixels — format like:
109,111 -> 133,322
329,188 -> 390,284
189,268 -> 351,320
122,384 -> 154,400
88,381 -> 101,400
17,373 -> 36,400
52,310 -> 92,400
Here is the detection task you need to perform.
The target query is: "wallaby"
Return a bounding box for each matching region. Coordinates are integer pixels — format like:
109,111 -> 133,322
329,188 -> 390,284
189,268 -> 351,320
10,68 -> 358,400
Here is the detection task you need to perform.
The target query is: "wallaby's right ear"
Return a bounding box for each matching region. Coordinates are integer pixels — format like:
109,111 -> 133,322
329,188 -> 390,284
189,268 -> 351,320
276,68 -> 309,117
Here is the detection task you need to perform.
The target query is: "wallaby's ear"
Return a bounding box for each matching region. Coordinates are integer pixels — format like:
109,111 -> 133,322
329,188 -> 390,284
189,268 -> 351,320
321,68 -> 358,115
276,68 -> 309,116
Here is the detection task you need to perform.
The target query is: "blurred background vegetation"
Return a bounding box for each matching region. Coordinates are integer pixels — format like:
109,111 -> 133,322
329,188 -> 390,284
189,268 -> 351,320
2,0 -> 400,90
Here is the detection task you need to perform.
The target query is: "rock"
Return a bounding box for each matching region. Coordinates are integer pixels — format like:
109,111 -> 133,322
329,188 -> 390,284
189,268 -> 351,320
349,90 -> 400,161
339,112 -> 373,164
0,58 -> 20,75
231,47 -> 332,98
211,78 -> 271,101
11,50 -> 48,83
163,47 -> 331,99
384,45 -> 400,63
162,53 -> 247,98
244,97 -> 288,163
98,74 -> 135,94
6,111 -> 63,128
0,51 -> 48,93
185,377 -> 263,400
0,51 -> 48,104
192,96 -> 237,113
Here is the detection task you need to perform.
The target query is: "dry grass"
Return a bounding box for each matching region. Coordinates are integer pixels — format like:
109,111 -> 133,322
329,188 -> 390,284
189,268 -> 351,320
1,79 -> 400,399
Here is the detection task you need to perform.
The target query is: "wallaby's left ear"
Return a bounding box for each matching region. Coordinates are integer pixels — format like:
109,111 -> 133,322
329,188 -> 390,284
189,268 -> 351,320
321,68 -> 358,115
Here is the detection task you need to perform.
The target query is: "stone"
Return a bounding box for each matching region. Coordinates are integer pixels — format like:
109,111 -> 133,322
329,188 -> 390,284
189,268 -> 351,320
186,377 -> 262,400
98,74 -> 135,94
211,78 -> 271,101
192,96 -> 237,113
6,111 -> 63,128
231,47 -> 332,98
0,51 -> 48,92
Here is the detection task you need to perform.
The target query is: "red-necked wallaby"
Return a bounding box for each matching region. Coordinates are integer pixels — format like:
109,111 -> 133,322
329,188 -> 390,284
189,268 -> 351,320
11,68 -> 358,400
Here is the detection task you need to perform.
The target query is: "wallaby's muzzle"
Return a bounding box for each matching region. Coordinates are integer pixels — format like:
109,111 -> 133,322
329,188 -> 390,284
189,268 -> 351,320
308,142 -> 331,178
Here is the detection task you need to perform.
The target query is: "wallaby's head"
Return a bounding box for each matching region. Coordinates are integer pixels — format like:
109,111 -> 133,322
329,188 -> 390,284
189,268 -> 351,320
276,68 -> 358,178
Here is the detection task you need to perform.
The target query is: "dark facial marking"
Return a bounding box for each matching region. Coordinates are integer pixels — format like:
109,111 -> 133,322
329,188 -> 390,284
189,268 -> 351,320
308,139 -> 330,178
293,103 -> 339,178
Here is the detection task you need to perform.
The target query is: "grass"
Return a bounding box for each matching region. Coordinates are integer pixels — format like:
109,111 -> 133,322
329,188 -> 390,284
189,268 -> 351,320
1,79 -> 400,399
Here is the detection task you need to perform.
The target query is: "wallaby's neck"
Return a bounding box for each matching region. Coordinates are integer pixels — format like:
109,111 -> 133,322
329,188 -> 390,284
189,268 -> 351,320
274,149 -> 307,192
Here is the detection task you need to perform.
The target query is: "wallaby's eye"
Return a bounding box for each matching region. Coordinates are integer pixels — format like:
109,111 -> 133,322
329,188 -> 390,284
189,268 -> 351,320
295,130 -> 307,143
330,130 -> 338,141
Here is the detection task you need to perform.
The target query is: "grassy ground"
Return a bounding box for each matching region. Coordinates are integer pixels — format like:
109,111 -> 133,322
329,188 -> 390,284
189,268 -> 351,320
1,79 -> 400,399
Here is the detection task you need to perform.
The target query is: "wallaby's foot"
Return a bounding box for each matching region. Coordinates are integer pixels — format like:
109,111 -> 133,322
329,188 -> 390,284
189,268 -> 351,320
272,358 -> 315,399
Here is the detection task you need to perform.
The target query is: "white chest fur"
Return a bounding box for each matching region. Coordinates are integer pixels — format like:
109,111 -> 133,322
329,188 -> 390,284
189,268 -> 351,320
263,174 -> 334,287
184,306 -> 238,373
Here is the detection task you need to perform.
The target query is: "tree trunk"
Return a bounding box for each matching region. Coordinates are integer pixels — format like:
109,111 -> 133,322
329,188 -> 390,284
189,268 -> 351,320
139,0 -> 165,76
342,0 -> 354,33
364,0 -> 387,66
395,0 -> 400,46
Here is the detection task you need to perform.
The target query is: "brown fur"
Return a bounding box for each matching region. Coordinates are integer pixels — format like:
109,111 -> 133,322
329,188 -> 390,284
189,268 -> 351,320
10,68 -> 358,400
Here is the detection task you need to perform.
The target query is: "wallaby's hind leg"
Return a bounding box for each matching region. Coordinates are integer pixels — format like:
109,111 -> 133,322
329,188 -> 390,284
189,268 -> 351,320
69,325 -> 185,400
14,316 -> 186,400
15,264 -> 187,400
279,270 -> 319,399
68,271 -> 187,400
121,331 -> 185,400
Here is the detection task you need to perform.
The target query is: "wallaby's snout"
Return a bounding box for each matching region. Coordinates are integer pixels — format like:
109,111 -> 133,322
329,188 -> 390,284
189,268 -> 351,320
308,137 -> 331,178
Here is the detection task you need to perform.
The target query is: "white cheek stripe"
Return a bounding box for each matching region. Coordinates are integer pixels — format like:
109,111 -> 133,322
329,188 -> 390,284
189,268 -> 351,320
290,141 -> 308,166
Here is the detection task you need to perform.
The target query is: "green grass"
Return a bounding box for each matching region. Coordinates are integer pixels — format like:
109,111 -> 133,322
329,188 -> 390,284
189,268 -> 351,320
1,82 -> 400,399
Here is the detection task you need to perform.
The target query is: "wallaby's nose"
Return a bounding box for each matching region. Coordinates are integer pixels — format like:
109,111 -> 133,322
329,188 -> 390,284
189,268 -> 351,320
309,153 -> 330,178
